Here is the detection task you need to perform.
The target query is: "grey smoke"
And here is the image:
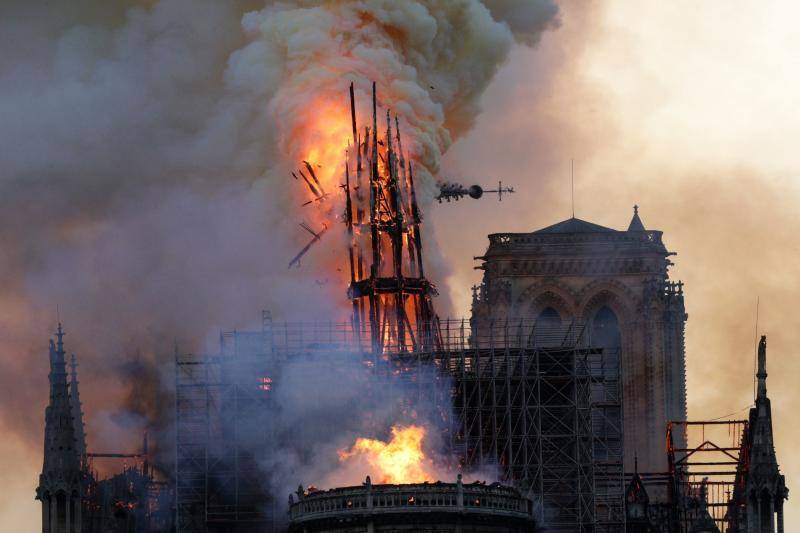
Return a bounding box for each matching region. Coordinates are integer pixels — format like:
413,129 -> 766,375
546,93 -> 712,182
264,351 -> 454,493
0,0 -> 558,497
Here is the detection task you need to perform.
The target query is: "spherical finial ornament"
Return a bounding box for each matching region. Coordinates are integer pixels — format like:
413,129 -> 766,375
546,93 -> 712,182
468,185 -> 483,199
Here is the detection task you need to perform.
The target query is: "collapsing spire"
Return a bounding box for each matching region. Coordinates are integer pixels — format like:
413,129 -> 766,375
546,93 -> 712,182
343,82 -> 440,353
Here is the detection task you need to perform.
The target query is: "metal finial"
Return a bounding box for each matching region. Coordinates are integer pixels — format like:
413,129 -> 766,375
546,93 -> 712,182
633,204 -> 639,215
571,159 -> 575,218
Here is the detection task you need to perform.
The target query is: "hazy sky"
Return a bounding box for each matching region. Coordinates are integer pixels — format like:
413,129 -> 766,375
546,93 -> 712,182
434,0 -> 800,524
2,1 -> 799,529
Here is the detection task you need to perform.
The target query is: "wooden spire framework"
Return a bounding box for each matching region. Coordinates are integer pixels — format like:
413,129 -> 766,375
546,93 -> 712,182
343,82 -> 440,354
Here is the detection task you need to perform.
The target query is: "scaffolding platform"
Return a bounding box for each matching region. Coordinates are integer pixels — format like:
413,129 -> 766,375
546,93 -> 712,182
175,317 -> 623,532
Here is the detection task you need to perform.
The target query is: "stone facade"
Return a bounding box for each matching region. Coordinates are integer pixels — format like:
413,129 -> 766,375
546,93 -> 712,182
471,209 -> 687,472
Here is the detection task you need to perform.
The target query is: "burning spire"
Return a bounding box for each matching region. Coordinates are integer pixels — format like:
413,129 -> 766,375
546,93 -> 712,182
343,82 -> 440,354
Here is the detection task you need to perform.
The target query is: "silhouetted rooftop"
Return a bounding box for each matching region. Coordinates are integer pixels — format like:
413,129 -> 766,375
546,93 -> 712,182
532,217 -> 617,234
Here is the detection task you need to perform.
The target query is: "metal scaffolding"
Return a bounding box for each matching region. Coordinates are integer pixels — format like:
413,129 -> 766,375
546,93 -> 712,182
174,317 -> 623,533
442,319 -> 624,532
668,420 -> 750,533
175,313 -> 278,533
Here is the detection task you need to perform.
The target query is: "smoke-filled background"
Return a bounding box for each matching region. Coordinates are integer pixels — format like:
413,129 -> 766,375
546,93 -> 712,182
0,0 -> 557,528
2,0 -> 799,529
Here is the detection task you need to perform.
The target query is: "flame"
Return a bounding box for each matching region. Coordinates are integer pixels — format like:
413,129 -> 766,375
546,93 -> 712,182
338,425 -> 436,484
293,97 -> 353,199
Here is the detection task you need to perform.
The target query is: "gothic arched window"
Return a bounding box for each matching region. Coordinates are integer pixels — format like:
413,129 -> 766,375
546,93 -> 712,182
535,307 -> 562,346
591,306 -> 621,350
590,306 -> 623,448
538,306 -> 561,325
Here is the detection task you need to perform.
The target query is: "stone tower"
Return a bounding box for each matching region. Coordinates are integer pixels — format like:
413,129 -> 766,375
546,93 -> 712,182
744,336 -> 788,532
36,324 -> 83,533
471,207 -> 687,472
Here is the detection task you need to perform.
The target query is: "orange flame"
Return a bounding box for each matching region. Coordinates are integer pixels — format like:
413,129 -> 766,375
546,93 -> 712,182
284,94 -> 353,281
338,425 -> 436,484
293,98 -> 352,199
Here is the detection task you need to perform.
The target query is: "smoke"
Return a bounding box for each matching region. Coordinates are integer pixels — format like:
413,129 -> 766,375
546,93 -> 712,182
434,0 -> 800,526
262,351 -> 457,492
252,346 -> 501,527
0,0 -> 559,529
249,0 -> 559,181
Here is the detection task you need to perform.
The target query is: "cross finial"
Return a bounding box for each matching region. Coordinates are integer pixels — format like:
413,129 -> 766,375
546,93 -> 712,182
633,204 -> 639,215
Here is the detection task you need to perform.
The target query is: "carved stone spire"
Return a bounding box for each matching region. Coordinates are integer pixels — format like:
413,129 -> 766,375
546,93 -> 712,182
757,335 -> 768,401
69,354 -> 87,457
36,323 -> 82,533
745,335 -> 788,532
40,324 -> 81,476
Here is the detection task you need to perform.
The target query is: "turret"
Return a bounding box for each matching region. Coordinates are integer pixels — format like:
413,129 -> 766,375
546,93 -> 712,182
628,204 -> 646,232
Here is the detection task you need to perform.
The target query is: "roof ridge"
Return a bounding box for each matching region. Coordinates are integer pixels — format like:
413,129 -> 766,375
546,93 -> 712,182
533,217 -> 617,234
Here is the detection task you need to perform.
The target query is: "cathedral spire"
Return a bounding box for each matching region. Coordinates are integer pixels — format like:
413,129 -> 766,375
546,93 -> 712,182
745,334 -> 788,532
37,323 -> 83,532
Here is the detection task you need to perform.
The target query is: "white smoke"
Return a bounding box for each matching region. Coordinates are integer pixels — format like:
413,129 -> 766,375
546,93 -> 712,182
0,0 -> 558,504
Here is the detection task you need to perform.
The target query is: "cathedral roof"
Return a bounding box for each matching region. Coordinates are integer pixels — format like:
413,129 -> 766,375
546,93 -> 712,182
532,217 -> 617,234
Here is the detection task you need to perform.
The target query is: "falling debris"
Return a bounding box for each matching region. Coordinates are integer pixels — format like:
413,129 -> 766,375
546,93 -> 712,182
288,222 -> 328,268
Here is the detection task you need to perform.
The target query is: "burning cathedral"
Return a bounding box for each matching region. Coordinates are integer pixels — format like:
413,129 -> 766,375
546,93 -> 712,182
36,85 -> 788,533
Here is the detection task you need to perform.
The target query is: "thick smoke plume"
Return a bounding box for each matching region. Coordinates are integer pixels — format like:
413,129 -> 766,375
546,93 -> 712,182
263,351 -> 464,493
0,0 -> 558,527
